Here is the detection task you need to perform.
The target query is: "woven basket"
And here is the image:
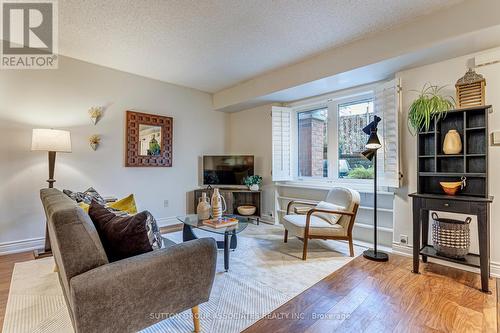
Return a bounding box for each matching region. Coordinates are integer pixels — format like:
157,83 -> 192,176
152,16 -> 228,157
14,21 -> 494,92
431,212 -> 471,259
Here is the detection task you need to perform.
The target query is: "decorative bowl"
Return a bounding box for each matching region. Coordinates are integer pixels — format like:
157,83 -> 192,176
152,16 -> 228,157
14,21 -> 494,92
439,181 -> 463,195
237,205 -> 256,216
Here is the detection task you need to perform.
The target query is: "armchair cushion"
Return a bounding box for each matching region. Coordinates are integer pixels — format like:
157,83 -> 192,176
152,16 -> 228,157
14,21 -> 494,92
282,214 -> 346,238
313,201 -> 344,224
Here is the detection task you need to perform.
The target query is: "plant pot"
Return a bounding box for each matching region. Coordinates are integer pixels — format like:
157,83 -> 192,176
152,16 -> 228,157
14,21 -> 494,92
443,130 -> 462,154
249,184 -> 259,191
90,143 -> 98,151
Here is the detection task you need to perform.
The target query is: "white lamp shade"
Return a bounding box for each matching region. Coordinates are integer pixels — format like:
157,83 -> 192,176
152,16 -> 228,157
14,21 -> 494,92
31,129 -> 72,152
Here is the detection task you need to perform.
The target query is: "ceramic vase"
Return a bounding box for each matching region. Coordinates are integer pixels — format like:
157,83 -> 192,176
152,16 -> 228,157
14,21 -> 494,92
211,188 -> 226,219
443,130 -> 462,154
197,192 -> 211,220
90,143 -> 98,151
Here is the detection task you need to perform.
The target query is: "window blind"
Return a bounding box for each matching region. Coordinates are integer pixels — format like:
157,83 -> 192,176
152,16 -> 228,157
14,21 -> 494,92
374,78 -> 402,188
272,106 -> 293,181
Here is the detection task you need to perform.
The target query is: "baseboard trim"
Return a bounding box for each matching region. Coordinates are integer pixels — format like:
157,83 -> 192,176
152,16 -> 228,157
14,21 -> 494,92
0,237 -> 44,256
392,242 -> 500,278
156,216 -> 181,227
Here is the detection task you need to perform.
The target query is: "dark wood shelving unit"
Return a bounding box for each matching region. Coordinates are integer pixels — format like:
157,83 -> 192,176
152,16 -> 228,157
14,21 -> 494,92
194,188 -> 262,222
417,105 -> 491,197
410,104 -> 493,293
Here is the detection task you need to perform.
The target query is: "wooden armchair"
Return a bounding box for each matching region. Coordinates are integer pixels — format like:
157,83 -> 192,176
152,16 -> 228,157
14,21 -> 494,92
282,187 -> 360,260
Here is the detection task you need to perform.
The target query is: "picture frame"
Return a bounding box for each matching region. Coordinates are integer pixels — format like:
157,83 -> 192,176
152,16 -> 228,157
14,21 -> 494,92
125,110 -> 173,167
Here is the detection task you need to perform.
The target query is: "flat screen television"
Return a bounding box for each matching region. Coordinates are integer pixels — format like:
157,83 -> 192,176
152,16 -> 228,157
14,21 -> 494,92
203,155 -> 254,186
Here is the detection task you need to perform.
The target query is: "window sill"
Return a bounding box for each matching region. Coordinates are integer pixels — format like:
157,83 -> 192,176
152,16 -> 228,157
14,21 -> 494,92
275,180 -> 394,195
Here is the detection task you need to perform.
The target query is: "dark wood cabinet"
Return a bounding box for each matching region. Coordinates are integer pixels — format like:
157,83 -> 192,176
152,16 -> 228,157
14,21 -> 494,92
410,105 -> 493,293
194,188 -> 262,221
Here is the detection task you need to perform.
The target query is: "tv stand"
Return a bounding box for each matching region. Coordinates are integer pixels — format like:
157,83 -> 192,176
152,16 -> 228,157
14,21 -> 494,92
194,188 -> 262,222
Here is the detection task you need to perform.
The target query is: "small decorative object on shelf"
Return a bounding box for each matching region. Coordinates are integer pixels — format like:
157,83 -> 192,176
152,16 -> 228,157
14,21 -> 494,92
88,106 -> 103,125
455,69 -> 486,108
88,134 -> 100,151
432,212 -> 471,259
237,205 -> 256,216
196,192 -> 211,220
439,176 -> 466,195
408,83 -> 455,135
442,129 -> 462,154
244,175 -> 262,191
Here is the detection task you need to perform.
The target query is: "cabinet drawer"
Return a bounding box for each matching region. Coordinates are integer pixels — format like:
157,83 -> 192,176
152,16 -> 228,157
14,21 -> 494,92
424,199 -> 470,213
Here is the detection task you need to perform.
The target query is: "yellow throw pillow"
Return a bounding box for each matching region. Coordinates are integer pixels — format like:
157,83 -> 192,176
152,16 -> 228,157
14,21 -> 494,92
79,202 -> 90,213
107,194 -> 138,215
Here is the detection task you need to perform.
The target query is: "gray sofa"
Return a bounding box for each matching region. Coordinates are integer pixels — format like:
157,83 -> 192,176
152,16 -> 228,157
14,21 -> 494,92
40,188 -> 217,333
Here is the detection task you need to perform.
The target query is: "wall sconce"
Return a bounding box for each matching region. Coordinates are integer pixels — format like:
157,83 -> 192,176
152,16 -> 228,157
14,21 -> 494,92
89,134 -> 101,151
88,106 -> 103,125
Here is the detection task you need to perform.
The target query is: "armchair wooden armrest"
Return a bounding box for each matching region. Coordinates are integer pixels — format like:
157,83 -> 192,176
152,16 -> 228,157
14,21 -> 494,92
306,208 -> 355,217
294,206 -> 313,215
286,200 -> 316,214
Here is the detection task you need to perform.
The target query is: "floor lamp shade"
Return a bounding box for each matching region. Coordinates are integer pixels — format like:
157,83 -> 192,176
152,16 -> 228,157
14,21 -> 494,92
31,129 -> 72,152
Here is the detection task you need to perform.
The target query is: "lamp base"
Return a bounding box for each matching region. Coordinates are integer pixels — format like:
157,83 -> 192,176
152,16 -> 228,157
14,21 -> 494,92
363,249 -> 389,262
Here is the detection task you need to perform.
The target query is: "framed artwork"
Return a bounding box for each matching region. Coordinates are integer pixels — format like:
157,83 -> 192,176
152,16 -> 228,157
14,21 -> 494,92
125,111 -> 173,167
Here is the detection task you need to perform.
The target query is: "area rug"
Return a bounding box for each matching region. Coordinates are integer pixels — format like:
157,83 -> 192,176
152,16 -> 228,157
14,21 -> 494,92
3,223 -> 361,333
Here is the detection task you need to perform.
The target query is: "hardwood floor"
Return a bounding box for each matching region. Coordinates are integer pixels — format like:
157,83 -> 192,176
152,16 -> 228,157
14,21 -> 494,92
0,251 -> 496,332
0,251 -> 34,329
244,254 -> 498,333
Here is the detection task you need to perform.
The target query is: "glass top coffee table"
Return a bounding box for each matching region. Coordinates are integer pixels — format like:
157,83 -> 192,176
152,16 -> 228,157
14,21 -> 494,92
177,215 -> 249,271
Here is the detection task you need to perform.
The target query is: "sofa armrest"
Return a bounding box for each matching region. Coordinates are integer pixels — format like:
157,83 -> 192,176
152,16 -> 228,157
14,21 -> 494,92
69,238 -> 217,333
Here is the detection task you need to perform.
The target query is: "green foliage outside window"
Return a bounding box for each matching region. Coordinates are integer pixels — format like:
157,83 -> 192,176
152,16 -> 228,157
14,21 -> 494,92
347,166 -> 374,179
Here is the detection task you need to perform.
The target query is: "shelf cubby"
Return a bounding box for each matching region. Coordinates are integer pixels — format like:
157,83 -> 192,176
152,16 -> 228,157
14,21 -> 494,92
437,156 -> 464,173
466,130 -> 486,155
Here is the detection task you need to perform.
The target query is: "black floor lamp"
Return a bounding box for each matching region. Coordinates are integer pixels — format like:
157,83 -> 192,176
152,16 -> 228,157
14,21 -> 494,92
361,116 -> 389,262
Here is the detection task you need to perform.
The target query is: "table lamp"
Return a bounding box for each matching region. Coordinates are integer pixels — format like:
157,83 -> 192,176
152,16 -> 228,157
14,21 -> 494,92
31,129 -> 71,257
361,116 -> 389,262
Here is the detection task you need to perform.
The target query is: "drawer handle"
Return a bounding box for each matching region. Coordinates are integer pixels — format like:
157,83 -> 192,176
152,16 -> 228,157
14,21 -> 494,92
443,203 -> 450,207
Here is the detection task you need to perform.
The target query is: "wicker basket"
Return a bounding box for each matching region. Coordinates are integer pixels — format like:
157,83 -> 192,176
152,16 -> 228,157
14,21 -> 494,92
431,212 -> 471,259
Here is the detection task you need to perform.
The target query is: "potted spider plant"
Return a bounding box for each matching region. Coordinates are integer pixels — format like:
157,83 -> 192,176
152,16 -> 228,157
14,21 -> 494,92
408,83 -> 455,135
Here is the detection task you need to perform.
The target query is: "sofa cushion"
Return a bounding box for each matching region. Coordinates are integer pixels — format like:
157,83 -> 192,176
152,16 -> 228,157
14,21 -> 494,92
88,201 -> 153,262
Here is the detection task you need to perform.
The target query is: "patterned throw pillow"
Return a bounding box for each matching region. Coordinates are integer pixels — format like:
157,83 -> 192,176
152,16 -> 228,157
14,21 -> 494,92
65,188 -> 162,249
63,187 -> 106,205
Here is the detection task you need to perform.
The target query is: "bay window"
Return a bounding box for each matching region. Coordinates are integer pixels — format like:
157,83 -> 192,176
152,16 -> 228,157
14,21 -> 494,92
272,78 -> 401,188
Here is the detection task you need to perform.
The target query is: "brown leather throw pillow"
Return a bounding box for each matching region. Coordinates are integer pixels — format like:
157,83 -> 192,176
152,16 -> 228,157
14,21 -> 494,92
88,200 -> 153,262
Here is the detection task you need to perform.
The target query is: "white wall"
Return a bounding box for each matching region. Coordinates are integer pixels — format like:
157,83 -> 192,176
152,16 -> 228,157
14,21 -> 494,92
226,104 -> 276,219
0,56 -> 227,251
394,47 -> 500,267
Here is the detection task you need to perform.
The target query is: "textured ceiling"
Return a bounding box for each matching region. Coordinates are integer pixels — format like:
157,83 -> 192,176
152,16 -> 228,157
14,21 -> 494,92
58,0 -> 463,93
